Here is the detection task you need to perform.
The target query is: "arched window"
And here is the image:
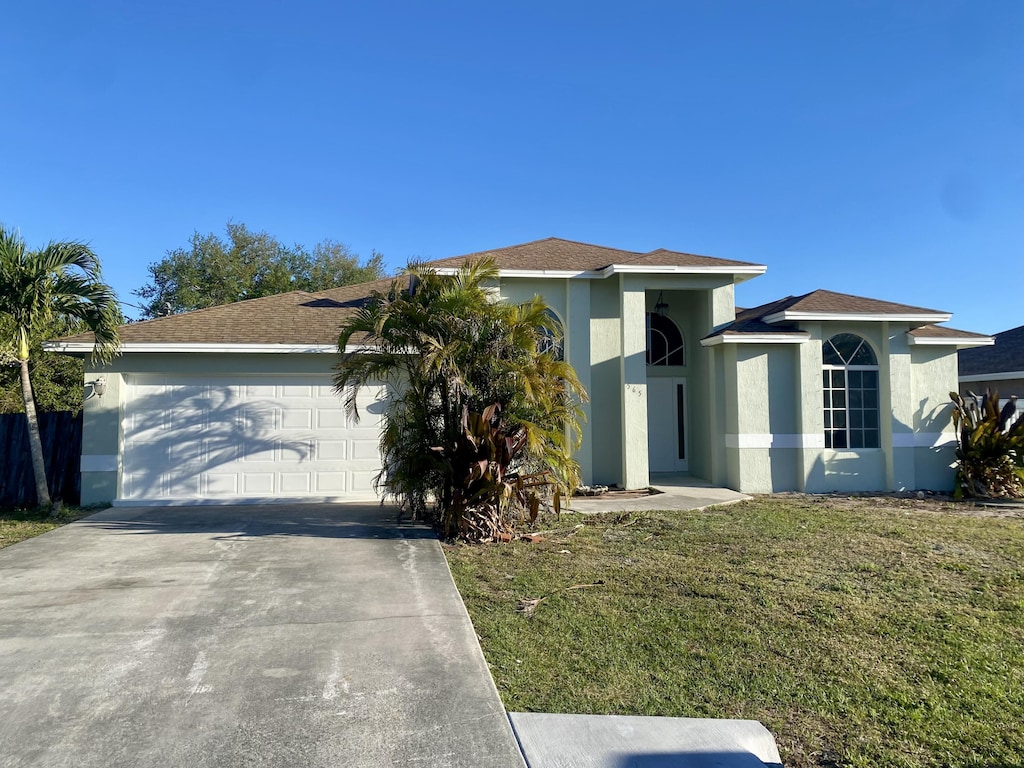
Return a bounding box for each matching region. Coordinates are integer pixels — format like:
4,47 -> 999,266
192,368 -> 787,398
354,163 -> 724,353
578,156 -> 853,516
537,309 -> 564,360
823,333 -> 879,449
646,313 -> 685,366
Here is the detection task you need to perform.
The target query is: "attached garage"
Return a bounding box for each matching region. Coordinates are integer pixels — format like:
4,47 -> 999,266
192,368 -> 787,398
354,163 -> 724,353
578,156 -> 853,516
120,373 -> 385,504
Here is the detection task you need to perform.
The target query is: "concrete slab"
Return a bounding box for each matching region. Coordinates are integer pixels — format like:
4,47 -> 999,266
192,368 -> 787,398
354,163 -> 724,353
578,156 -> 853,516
566,476 -> 750,514
509,713 -> 783,768
0,504 -> 526,768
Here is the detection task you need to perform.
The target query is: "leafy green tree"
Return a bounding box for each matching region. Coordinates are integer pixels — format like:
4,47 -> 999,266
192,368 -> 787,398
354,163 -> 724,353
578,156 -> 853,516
0,316 -> 87,414
134,222 -> 385,318
333,258 -> 587,539
0,226 -> 120,510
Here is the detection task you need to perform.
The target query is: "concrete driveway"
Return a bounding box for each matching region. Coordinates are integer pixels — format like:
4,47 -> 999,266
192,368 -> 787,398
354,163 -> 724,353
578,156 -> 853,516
0,504 -> 525,768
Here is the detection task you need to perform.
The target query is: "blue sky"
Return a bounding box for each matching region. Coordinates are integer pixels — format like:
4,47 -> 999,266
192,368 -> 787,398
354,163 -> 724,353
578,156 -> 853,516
4,1 -> 1022,333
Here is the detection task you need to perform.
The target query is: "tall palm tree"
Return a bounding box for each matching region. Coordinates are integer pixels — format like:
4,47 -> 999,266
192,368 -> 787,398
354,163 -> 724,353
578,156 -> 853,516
334,257 -> 586,527
0,226 -> 120,510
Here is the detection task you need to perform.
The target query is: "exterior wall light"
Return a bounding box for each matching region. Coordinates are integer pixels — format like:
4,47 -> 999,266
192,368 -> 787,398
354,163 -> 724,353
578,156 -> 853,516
654,291 -> 670,317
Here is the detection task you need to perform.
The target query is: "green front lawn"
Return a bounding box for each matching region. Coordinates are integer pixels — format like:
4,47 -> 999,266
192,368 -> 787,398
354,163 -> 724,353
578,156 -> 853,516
445,497 -> 1024,768
0,506 -> 94,550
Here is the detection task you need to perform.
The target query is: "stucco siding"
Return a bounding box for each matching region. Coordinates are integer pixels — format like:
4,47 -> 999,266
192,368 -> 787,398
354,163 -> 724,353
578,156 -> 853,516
589,278 -> 624,485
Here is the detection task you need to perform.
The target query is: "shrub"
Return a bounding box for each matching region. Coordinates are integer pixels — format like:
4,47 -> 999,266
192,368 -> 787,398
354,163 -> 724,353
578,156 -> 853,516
949,389 -> 1024,499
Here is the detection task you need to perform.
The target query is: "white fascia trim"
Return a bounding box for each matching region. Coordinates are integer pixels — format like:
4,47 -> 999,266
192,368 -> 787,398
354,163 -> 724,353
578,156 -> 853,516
433,265 -> 768,280
725,434 -> 825,449
700,332 -> 810,347
907,334 -> 994,348
433,267 -> 591,279
763,311 -> 952,324
959,371 -> 1024,383
892,432 -> 957,448
602,264 -> 767,277
44,342 -> 340,354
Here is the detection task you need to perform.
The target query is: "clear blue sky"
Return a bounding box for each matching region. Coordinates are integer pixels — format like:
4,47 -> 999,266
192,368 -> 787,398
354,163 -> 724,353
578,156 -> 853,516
4,1 -> 1021,333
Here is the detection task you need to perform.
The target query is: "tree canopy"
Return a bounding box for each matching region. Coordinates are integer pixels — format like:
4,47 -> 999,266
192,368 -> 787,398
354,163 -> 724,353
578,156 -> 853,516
0,226 -> 121,508
133,222 -> 386,318
333,258 -> 587,539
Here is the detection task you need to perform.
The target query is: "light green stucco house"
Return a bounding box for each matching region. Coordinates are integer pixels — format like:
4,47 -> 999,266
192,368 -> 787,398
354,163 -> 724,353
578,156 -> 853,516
49,238 -> 991,506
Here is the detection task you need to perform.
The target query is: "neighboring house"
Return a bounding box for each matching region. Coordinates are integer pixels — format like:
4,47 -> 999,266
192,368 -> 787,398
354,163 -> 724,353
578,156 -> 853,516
958,324 -> 1024,409
47,238 -> 991,506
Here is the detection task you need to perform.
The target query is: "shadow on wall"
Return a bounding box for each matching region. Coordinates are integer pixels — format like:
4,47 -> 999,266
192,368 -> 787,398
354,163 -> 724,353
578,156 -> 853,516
119,385 -> 320,499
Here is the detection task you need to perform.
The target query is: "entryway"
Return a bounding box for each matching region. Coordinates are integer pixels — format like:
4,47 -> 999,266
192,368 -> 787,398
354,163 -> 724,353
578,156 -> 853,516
647,377 -> 688,473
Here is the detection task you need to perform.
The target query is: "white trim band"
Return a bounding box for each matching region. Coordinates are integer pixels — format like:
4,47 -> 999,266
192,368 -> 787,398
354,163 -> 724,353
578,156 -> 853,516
892,432 -> 957,448
907,334 -> 993,348
81,455 -> 118,472
45,343 -> 342,354
725,434 -> 825,449
701,333 -> 810,347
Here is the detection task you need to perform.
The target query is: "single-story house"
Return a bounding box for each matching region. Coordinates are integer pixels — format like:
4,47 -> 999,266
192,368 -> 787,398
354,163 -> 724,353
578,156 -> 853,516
959,324 -> 1024,403
48,237 -> 992,506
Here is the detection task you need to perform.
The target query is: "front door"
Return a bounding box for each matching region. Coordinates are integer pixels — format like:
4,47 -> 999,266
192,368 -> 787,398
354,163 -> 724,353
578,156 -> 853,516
647,377 -> 688,472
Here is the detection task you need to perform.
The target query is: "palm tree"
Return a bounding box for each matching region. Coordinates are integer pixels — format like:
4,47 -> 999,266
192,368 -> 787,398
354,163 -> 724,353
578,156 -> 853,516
334,258 -> 586,532
0,226 -> 120,510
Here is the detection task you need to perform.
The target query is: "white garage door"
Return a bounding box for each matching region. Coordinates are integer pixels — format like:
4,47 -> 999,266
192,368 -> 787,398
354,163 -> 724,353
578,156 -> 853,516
120,374 -> 385,503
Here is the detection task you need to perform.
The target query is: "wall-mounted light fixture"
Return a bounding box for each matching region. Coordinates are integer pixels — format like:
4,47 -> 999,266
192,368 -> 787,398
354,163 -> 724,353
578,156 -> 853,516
86,376 -> 107,399
654,291 -> 670,317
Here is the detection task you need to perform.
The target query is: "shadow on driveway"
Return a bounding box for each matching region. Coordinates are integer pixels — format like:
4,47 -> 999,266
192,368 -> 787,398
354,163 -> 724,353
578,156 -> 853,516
79,502 -> 438,541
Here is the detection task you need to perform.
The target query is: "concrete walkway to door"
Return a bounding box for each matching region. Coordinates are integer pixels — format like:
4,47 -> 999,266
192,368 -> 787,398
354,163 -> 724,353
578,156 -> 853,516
0,504 -> 526,768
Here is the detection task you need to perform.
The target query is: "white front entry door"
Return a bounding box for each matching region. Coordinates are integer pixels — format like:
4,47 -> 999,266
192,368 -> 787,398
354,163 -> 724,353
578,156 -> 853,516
121,373 -> 386,503
647,377 -> 688,473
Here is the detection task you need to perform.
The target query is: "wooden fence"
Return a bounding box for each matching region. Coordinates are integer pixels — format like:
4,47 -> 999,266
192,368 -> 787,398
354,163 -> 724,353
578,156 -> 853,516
0,412 -> 83,507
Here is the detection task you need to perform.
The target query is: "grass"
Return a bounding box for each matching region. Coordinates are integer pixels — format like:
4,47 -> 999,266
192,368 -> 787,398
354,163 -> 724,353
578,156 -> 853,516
444,496 -> 1024,768
0,505 -> 96,550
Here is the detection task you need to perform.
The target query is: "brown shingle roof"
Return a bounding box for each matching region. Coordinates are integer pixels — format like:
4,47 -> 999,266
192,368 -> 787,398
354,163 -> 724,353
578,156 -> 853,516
764,289 -> 947,317
959,324 -> 1024,375
56,276 -> 401,346
426,237 -> 762,272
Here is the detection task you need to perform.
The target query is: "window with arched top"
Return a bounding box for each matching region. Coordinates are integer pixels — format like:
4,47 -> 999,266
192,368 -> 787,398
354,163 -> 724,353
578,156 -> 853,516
823,333 -> 879,449
537,309 -> 564,361
646,313 -> 685,366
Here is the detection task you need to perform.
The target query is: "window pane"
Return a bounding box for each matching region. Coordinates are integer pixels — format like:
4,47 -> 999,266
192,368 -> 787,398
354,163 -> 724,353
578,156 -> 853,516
825,430 -> 834,449
823,391 -> 831,408
849,390 -> 862,408
832,391 -> 846,408
824,411 -> 833,429
863,409 -> 879,429
851,430 -> 864,449
822,370 -> 830,388
864,389 -> 878,408
851,411 -> 863,428
833,411 -> 847,428
831,370 -> 846,388
850,341 -> 877,365
863,429 -> 879,448
823,341 -> 842,366
849,370 -> 862,388
863,370 -> 878,388
832,431 -> 848,449
829,334 -> 862,362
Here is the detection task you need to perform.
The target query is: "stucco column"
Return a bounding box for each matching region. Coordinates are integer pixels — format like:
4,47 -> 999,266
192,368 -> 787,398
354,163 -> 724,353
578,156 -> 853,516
620,276 -> 649,489
80,367 -> 122,505
882,323 -> 916,490
704,285 -> 736,486
566,279 -> 593,485
794,323 -> 825,492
